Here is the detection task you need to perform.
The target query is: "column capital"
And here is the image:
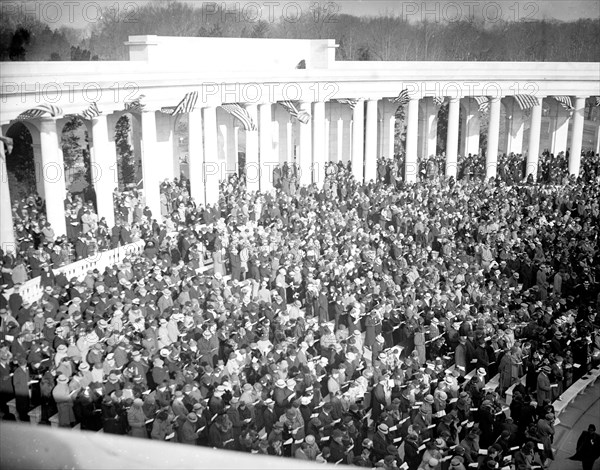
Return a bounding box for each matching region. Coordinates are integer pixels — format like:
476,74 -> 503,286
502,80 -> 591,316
448,97 -> 460,103
490,96 -> 502,103
90,113 -> 107,123
39,116 -> 59,123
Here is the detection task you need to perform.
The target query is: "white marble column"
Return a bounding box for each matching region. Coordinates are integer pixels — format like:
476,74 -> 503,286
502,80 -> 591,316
203,106 -> 220,204
364,99 -> 378,182
446,97 -> 460,178
595,123 -> 600,156
505,98 -> 524,155
90,114 -> 117,227
258,102 -> 274,192
569,96 -> 586,176
351,100 -> 365,181
139,111 -> 162,220
418,98 -> 438,159
0,137 -> 15,252
298,101 -> 313,186
461,99 -> 480,156
312,101 -> 326,187
486,97 -> 502,180
405,98 -> 419,183
155,112 -> 175,181
526,99 -> 543,180
379,100 -> 396,160
244,104 -> 260,192
40,118 -> 67,236
188,109 -> 205,206
549,100 -> 571,156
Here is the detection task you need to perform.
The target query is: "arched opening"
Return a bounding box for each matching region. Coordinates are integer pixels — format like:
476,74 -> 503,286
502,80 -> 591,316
60,116 -> 94,204
390,104 -> 408,181
113,113 -> 141,191
5,122 -> 37,202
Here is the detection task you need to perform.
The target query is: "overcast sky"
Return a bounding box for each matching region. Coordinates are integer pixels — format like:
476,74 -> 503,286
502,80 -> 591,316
6,0 -> 600,29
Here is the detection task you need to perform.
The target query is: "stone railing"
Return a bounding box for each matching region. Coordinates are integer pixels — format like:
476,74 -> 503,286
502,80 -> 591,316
4,241 -> 146,306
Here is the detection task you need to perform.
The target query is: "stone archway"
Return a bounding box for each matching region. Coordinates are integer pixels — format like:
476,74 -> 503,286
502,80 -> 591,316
59,116 -> 93,202
4,121 -> 39,201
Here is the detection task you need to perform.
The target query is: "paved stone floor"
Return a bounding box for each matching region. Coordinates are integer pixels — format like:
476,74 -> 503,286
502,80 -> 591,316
549,378 -> 600,470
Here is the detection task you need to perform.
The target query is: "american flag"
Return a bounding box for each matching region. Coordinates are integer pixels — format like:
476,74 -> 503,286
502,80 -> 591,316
474,96 -> 490,113
513,95 -> 539,110
433,96 -> 446,107
336,98 -> 361,109
594,96 -> 600,107
279,101 -> 310,124
220,103 -> 258,131
124,95 -> 146,113
0,136 -> 13,156
16,104 -> 63,120
161,91 -> 199,115
392,89 -> 410,106
79,102 -> 102,120
554,96 -> 573,111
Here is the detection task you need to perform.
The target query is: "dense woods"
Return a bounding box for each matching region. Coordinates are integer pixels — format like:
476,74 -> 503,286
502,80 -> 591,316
1,2 -> 598,62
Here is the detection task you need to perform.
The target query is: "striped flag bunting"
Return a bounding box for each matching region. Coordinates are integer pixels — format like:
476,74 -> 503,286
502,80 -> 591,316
279,100 -> 311,124
554,96 -> 573,111
124,95 -> 146,113
79,102 -> 102,120
433,96 -> 446,106
392,89 -> 410,106
474,96 -> 490,113
16,104 -> 63,120
0,136 -> 14,156
220,103 -> 258,131
513,94 -> 539,110
594,96 -> 600,107
161,91 -> 199,115
336,98 -> 361,109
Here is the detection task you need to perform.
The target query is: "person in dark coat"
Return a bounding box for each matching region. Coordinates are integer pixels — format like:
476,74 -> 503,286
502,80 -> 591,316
569,424 -> 600,470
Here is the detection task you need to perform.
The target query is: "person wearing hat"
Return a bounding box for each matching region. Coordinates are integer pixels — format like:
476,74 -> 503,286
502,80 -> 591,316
449,456 -> 466,470
536,365 -> 552,405
373,423 -> 391,462
459,427 -> 480,465
568,424 -> 600,470
12,356 -> 30,421
179,412 -> 199,445
127,397 -> 148,438
328,428 -> 348,464
455,337 -> 469,377
151,408 -> 174,441
418,458 -> 440,470
537,411 -> 556,466
52,374 -> 75,427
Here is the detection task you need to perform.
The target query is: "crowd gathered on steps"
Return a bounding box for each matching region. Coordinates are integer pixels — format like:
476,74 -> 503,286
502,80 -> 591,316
0,148 -> 599,469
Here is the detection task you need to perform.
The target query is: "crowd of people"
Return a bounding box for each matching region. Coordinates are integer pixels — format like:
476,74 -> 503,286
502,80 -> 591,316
0,150 -> 599,469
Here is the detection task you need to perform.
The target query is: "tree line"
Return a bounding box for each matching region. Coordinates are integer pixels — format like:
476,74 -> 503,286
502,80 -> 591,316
1,2 -> 598,62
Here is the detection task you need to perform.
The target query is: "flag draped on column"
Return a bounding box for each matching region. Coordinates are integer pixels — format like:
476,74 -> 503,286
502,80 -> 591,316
553,96 -> 573,111
68,102 -> 102,120
220,104 -> 258,131
391,90 -> 410,106
0,136 -> 13,155
474,96 -> 490,113
336,98 -> 361,109
160,92 -> 198,115
124,95 -> 146,113
279,101 -> 310,124
433,96 -> 446,106
16,104 -> 63,120
593,97 -> 600,107
513,95 -> 539,110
